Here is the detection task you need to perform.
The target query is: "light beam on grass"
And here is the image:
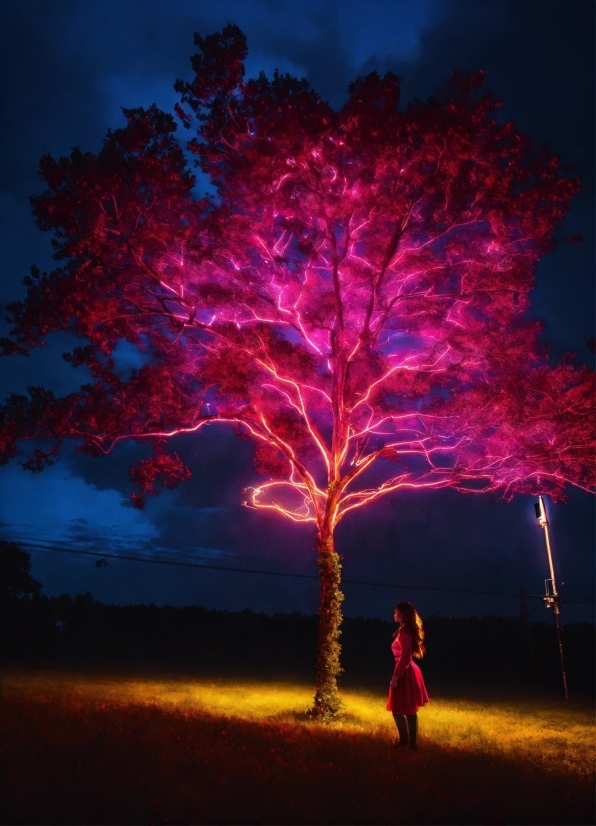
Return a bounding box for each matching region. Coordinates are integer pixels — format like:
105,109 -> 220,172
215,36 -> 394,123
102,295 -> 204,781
3,669 -> 593,777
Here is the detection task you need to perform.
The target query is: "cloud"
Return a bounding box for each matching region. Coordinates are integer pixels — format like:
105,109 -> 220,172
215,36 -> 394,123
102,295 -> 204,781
0,460 -> 157,546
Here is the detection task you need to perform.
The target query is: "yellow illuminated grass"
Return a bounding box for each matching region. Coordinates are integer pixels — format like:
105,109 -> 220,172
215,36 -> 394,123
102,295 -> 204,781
2,668 -> 595,824
3,668 -> 593,777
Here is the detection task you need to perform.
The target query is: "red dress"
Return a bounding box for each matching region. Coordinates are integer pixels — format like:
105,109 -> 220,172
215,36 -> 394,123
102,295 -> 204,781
387,629 -> 429,715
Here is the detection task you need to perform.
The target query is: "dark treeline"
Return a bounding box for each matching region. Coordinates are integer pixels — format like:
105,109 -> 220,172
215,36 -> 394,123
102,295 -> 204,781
2,591 -> 594,697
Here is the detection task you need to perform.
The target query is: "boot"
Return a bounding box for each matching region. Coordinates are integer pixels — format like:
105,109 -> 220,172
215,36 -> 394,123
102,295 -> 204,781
406,714 -> 418,750
392,713 -> 409,747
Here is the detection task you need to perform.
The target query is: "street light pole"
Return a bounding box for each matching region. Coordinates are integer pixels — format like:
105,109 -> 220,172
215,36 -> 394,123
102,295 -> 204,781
534,496 -> 569,701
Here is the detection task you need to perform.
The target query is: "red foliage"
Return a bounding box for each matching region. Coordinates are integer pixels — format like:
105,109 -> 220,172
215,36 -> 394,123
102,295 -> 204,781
1,24 -> 594,526
130,449 -> 192,509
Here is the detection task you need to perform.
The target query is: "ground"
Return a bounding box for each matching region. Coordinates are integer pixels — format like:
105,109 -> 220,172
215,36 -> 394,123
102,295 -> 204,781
1,669 -> 594,824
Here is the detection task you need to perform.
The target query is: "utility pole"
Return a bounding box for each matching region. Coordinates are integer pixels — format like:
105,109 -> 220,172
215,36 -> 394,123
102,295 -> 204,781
534,496 -> 569,701
518,583 -> 536,672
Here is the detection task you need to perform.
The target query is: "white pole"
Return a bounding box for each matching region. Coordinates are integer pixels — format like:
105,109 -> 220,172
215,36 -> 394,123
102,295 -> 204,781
539,496 -> 557,594
536,496 -> 569,701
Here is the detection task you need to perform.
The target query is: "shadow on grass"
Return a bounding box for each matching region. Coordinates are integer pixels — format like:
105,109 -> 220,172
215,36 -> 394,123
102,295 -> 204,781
1,677 -> 594,825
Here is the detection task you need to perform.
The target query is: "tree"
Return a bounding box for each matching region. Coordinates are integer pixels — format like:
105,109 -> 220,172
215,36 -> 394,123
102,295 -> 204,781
1,25 -> 594,716
0,540 -> 42,600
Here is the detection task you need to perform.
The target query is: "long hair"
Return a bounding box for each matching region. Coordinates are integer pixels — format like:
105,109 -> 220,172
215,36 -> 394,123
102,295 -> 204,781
393,601 -> 426,658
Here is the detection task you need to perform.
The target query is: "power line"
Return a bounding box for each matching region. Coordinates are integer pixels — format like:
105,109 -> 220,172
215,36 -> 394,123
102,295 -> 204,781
21,540 -> 595,605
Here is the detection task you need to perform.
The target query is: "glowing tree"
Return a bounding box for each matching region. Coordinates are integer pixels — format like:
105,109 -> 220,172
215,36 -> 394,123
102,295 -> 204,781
1,26 -> 594,716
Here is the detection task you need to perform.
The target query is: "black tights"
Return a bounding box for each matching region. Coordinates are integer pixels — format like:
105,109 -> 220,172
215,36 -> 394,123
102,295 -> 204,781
392,713 -> 418,748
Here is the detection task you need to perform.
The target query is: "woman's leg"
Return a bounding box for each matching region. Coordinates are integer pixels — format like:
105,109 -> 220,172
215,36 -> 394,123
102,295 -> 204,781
406,714 -> 418,750
392,713 -> 409,746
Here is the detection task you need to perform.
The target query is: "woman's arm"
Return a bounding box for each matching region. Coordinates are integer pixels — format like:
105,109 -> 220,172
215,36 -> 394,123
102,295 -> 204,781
390,631 -> 413,685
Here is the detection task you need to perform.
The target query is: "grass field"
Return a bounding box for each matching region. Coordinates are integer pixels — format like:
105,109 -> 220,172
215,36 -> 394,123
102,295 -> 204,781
1,669 -> 594,824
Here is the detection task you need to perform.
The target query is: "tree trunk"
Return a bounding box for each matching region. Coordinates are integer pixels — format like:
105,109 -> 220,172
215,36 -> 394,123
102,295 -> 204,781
312,519 -> 344,718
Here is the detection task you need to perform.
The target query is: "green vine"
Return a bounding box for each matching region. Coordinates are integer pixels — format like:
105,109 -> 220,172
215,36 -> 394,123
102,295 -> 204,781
312,532 -> 345,719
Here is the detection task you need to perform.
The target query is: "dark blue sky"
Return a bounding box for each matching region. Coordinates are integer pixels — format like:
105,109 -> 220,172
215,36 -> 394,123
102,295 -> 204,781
0,0 -> 594,621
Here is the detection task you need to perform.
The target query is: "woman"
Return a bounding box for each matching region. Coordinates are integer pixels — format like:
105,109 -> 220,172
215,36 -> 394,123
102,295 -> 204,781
387,601 -> 429,750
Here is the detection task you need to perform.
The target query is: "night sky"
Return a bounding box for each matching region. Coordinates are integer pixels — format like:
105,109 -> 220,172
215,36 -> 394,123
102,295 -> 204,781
0,0 -> 594,621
